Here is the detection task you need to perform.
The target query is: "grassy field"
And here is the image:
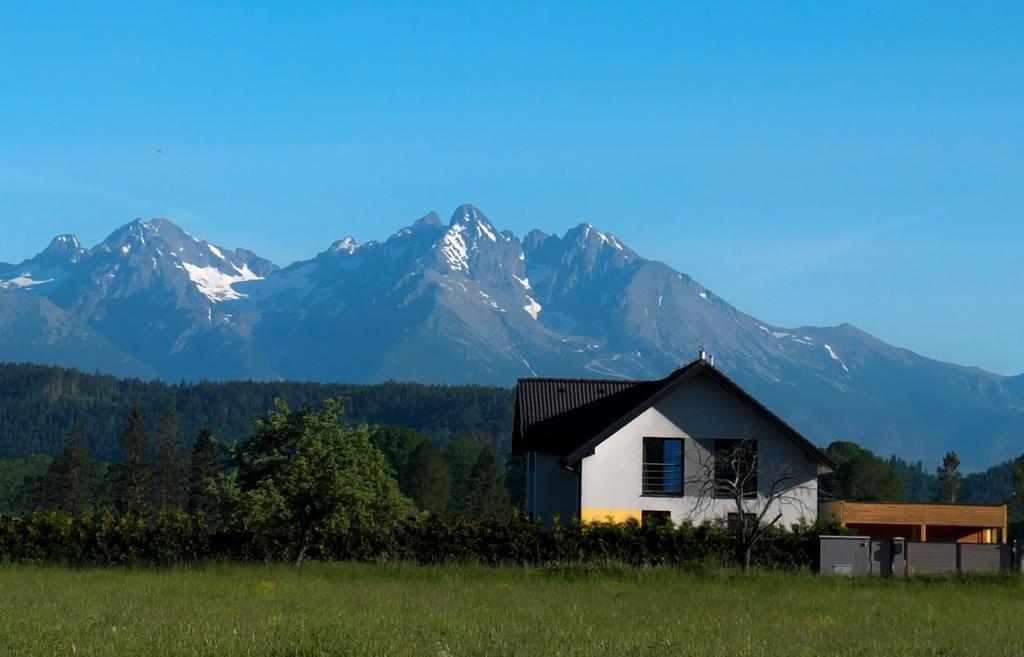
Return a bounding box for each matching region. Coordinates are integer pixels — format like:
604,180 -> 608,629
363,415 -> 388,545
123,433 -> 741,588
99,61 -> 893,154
1,563 -> 1022,657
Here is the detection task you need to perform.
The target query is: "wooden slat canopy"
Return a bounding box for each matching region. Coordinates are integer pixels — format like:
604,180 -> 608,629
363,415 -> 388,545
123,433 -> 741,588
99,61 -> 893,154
821,501 -> 1008,543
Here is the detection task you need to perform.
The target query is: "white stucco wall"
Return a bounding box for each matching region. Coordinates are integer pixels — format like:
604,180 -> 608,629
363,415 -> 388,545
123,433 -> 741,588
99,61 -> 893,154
578,371 -> 820,527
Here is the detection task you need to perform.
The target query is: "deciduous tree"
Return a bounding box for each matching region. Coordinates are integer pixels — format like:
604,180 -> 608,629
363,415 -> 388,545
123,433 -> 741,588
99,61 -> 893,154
235,398 -> 412,565
822,441 -> 905,502
689,438 -> 806,572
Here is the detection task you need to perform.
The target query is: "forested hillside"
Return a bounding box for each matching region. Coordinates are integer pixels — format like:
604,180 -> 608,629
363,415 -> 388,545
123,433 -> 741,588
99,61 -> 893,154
0,362 -> 514,460
888,456 -> 1018,505
1,361 -> 1019,511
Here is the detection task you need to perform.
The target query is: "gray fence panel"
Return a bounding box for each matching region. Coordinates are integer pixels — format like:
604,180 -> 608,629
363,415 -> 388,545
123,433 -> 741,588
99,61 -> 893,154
958,544 -> 1011,574
819,536 -> 871,576
907,542 -> 957,575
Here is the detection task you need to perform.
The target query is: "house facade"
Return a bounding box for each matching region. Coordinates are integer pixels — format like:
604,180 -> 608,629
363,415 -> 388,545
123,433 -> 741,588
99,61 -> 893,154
513,358 -> 835,527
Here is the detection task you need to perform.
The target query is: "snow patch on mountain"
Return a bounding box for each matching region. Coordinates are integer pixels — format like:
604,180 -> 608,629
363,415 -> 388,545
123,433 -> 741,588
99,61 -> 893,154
0,273 -> 54,289
439,224 -> 469,272
182,262 -> 263,302
523,297 -> 542,320
824,343 -> 850,373
476,221 -> 497,242
331,237 -> 359,254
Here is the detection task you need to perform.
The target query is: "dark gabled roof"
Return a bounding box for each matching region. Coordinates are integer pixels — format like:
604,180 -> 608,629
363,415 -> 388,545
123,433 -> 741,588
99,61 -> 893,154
512,376 -> 662,456
513,359 -> 835,471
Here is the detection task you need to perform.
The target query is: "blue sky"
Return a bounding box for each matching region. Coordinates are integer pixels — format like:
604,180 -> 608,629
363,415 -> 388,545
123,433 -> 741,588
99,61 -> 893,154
2,2 -> 1022,374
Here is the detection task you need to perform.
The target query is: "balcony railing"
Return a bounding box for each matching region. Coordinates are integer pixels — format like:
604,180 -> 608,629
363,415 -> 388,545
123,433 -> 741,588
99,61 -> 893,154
642,462 -> 683,495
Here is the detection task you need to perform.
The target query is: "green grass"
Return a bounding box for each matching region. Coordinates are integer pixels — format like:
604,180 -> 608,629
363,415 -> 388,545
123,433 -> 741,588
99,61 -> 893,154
1,563 -> 1022,656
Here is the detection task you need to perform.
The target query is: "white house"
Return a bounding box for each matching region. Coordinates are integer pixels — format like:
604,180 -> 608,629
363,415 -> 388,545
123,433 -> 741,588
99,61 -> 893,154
512,357 -> 835,527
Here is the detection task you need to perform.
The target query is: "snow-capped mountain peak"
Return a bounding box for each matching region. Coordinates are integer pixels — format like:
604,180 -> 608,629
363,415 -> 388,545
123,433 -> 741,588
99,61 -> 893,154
330,236 -> 359,254
2,206 -> 1022,467
42,234 -> 85,260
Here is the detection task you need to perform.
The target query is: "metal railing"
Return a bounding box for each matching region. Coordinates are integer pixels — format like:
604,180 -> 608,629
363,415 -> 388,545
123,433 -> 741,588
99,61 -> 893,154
642,462 -> 683,495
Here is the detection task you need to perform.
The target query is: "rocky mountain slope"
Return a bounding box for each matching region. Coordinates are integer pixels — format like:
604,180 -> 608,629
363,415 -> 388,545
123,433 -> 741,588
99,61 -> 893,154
1,206 -> 1021,467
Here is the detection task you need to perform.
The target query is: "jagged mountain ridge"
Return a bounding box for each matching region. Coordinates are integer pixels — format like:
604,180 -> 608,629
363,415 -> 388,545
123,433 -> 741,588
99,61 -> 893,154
1,206 -> 1022,467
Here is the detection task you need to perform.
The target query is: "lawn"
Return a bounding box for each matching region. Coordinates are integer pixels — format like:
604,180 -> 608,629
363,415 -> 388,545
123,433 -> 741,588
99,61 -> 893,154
0,562 -> 1022,657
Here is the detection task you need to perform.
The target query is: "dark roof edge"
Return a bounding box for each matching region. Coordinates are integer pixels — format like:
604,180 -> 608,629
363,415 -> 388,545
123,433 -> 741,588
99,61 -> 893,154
561,360 -> 836,470
701,366 -> 836,471
514,376 -> 647,385
561,361 -> 702,464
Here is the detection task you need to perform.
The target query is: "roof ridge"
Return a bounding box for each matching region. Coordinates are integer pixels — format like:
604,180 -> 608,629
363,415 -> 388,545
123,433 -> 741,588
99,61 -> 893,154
517,377 -> 651,384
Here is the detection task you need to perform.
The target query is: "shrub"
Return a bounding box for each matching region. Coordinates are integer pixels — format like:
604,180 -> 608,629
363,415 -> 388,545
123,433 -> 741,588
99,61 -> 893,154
0,511 -> 843,570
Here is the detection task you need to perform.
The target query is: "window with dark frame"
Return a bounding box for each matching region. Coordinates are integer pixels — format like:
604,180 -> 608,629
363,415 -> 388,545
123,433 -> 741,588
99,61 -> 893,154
726,512 -> 757,531
713,439 -> 758,498
642,510 -> 672,527
642,437 -> 684,495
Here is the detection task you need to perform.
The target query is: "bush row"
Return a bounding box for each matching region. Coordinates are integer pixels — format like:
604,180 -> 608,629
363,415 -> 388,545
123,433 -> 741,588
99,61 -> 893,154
0,512 -> 841,569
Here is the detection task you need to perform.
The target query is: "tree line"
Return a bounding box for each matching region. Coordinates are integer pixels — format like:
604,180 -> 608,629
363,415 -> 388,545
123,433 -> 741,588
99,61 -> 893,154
821,441 -> 1024,523
0,399 -> 520,555
0,362 -> 513,460
4,361 -> 1021,510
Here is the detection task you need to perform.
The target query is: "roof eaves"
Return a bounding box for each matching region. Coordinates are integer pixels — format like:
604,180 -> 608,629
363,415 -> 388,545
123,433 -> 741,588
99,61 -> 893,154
561,360 -> 704,464
702,367 -> 836,471
560,360 -> 835,471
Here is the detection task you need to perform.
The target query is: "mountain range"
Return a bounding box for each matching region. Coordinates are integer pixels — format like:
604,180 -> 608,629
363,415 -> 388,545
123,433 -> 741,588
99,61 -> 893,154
1,205 -> 1022,468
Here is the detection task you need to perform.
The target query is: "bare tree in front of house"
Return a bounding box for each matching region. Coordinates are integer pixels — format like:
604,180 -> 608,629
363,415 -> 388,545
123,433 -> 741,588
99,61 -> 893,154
686,436 -> 806,572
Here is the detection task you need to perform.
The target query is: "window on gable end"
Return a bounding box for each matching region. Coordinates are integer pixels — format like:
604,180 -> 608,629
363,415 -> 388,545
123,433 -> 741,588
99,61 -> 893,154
643,437 -> 684,495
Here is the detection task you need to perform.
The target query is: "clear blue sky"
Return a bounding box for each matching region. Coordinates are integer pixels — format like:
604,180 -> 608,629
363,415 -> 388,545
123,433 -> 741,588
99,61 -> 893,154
2,2 -> 1022,374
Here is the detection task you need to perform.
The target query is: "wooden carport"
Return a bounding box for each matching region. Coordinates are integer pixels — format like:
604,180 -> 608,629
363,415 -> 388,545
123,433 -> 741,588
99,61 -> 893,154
820,501 -> 1007,544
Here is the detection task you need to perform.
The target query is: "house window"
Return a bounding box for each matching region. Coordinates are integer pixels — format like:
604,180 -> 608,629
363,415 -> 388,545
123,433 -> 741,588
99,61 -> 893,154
643,437 -> 684,495
726,512 -> 757,531
642,510 -> 672,527
714,439 -> 758,498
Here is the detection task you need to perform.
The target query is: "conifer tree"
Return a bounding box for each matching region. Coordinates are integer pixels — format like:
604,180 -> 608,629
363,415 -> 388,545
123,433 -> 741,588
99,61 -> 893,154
937,451 -> 961,503
188,428 -> 221,516
369,426 -> 429,491
152,407 -> 188,513
37,421 -> 92,515
403,440 -> 451,513
443,437 -> 481,515
117,406 -> 150,516
465,443 -> 511,521
1011,454 -> 1024,521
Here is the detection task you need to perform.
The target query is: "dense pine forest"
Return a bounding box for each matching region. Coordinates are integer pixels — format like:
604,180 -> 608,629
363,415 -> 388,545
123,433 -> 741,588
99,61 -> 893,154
0,362 -> 1020,521
0,362 -> 514,459
887,456 -> 1018,505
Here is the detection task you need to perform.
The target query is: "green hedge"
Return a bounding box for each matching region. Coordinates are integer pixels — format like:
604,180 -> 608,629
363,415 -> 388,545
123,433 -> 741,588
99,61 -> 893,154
0,512 -> 838,569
